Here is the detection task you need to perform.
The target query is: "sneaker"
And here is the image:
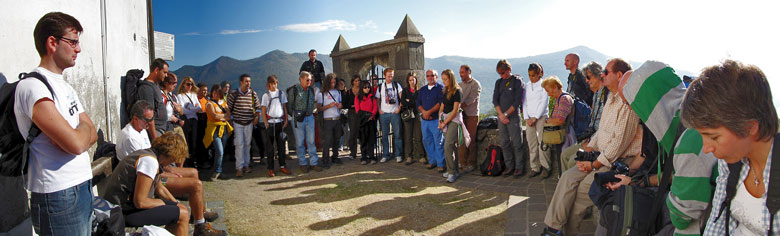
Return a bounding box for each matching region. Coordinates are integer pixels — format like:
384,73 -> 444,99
540,226 -> 563,236
243,166 -> 252,173
419,158 -> 428,164
300,165 -> 309,173
210,172 -> 221,181
396,156 -> 403,163
426,164 -> 436,169
463,165 -> 475,173
349,155 -> 356,160
405,157 -> 414,165
380,157 -> 388,163
267,170 -> 275,177
540,168 -> 552,179
361,160 -> 368,165
311,166 -> 323,172
437,167 -> 446,173
446,173 -> 459,183
442,172 -> 449,178
193,222 -> 227,236
235,169 -> 243,177
371,160 -> 378,165
279,167 -> 292,175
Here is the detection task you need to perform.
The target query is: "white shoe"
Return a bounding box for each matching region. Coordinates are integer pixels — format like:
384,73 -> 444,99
442,172 -> 449,178
396,156 -> 403,163
380,157 -> 388,163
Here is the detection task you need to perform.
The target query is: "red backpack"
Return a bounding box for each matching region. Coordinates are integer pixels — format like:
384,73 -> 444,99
480,145 -> 506,176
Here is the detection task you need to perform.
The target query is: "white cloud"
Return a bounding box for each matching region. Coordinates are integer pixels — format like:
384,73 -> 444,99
182,32 -> 201,36
359,20 -> 377,30
279,20 -> 357,33
219,29 -> 266,35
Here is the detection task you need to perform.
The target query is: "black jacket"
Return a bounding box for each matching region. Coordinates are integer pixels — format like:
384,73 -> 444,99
299,60 -> 325,83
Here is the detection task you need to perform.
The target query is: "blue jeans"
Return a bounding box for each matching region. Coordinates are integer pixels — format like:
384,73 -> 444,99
293,115 -> 318,165
421,118 -> 444,167
379,113 -> 403,159
233,122 -> 253,170
30,179 -> 93,236
213,129 -> 230,173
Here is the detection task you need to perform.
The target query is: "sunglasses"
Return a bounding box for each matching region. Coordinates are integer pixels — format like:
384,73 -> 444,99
139,116 -> 153,122
603,69 -> 610,76
185,83 -> 193,86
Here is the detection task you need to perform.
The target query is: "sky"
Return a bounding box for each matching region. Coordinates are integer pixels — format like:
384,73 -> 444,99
153,0 -> 780,95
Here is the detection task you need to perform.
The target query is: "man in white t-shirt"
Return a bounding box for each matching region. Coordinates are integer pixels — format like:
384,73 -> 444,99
116,100 -> 153,161
375,68 -> 404,163
14,12 -> 97,235
261,75 -> 291,177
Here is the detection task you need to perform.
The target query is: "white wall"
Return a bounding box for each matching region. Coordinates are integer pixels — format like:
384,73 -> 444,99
0,0 -> 151,142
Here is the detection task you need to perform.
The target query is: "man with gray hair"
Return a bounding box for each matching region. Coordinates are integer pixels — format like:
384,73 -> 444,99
116,100 -> 154,161
288,71 -> 320,173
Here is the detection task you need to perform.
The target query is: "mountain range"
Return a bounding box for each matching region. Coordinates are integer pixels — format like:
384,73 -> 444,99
173,46 -> 693,114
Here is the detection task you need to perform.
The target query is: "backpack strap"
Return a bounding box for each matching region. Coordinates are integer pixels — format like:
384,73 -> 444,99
646,122 -> 687,233
18,72 -> 57,176
766,133 -> 780,235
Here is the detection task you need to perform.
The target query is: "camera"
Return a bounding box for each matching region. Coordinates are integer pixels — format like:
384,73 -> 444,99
574,149 -> 600,162
593,161 -> 631,186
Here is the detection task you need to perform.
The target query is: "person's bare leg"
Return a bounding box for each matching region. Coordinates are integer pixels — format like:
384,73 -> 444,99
165,177 -> 205,221
170,166 -> 199,178
166,203 -> 190,236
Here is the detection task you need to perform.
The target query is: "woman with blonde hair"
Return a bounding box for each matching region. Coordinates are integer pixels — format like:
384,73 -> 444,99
177,76 -> 202,166
438,69 -> 469,183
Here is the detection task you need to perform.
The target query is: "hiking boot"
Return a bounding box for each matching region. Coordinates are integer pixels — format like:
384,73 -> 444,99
235,169 -> 243,177
405,157 -> 414,165
528,170 -> 541,178
279,167 -> 292,175
540,168 -> 552,179
380,157 -> 388,163
203,210 -> 219,222
194,222 -> 226,236
513,169 -> 525,178
396,156 -> 403,163
243,166 -> 252,173
333,158 -> 343,165
300,165 -> 309,173
311,166 -> 323,172
501,168 -> 514,177
267,170 -> 275,177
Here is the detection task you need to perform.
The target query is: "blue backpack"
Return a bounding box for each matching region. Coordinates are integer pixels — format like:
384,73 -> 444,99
557,92 -> 591,139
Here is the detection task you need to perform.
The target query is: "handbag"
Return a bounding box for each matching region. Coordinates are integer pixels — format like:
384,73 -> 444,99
542,123 -> 565,145
400,108 -> 415,121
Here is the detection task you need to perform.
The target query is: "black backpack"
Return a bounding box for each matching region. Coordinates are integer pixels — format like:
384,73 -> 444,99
0,72 -> 55,176
481,145 -> 506,176
91,196 -> 125,236
121,69 -> 144,127
715,133 -> 780,236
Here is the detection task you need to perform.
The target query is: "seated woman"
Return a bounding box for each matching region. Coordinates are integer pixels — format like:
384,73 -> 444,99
102,132 -> 225,236
680,60 -> 780,236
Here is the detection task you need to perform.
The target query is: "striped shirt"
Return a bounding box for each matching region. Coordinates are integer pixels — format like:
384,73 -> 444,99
226,88 -> 261,122
703,145 -> 780,236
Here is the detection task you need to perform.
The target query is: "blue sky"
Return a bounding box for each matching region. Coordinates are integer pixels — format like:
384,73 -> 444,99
153,0 -> 779,86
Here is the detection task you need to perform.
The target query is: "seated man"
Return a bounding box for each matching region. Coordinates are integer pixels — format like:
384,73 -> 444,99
541,58 -> 642,236
116,101 -> 220,228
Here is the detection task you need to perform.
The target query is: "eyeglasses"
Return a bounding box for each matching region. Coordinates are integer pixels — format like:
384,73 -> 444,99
185,83 -> 193,86
139,116 -> 153,122
55,36 -> 79,48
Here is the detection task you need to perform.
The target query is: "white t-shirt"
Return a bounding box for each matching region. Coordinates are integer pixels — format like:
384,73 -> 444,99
261,90 -> 288,123
176,92 -> 201,120
731,174 -> 769,235
14,67 -> 92,193
116,124 -> 151,161
375,82 -> 402,114
316,89 -> 342,118
135,155 -> 159,179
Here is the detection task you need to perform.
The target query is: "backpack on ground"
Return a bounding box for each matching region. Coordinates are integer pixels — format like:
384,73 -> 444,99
120,69 -> 144,127
0,72 -> 55,176
91,196 -> 125,236
481,145 -> 506,176
715,132 -> 780,236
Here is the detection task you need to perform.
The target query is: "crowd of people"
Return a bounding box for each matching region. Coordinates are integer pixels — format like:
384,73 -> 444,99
14,12 -> 780,236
